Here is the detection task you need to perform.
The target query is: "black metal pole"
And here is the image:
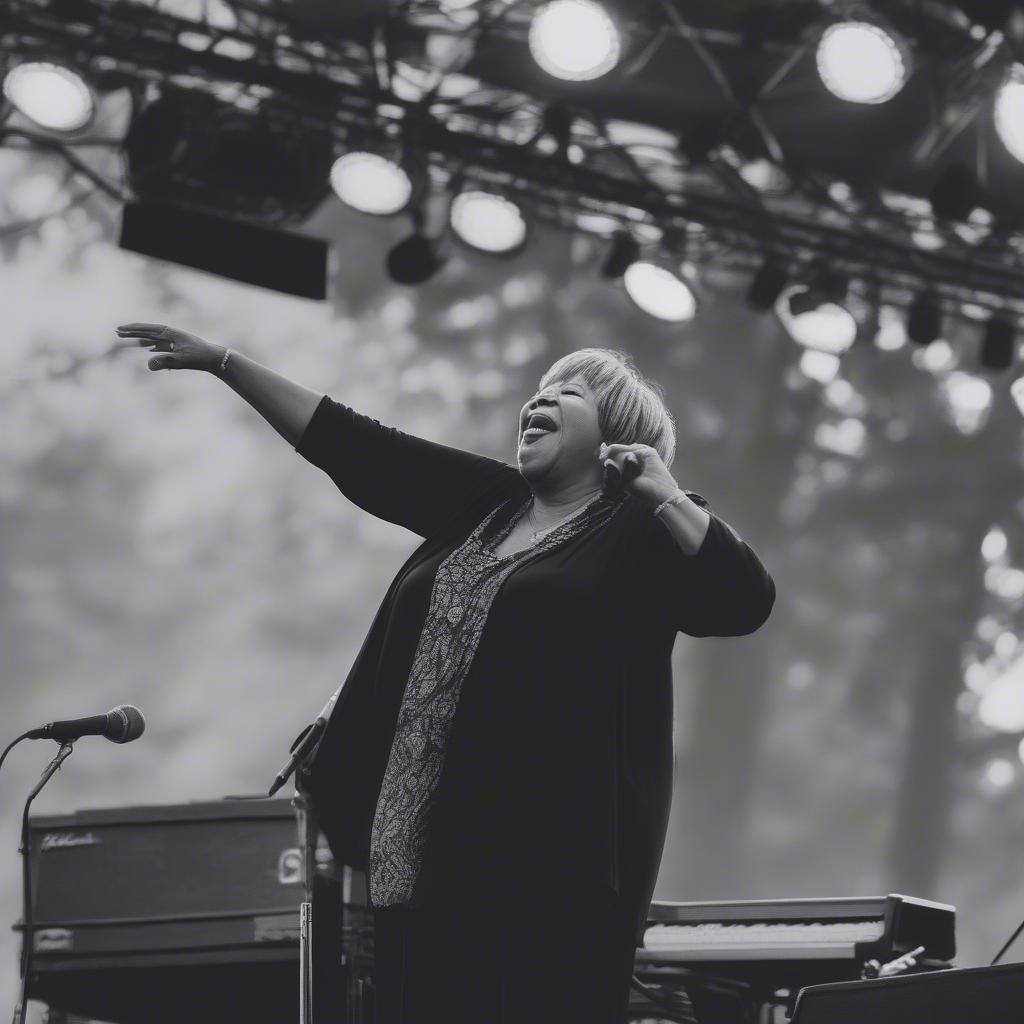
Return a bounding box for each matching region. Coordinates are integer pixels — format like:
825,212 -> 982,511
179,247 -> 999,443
14,741 -> 74,1024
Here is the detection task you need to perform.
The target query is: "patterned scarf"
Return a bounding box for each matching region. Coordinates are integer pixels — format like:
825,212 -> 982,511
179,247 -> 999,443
368,488 -> 626,907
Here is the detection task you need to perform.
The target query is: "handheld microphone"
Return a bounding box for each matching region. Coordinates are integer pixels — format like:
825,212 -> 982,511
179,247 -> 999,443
602,451 -> 643,497
27,705 -> 146,744
268,686 -> 343,796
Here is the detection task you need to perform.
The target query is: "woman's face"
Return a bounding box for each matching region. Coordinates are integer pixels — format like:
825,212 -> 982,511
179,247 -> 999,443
516,375 -> 604,487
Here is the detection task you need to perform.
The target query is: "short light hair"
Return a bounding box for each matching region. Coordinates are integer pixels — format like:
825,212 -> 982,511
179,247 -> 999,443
538,348 -> 677,469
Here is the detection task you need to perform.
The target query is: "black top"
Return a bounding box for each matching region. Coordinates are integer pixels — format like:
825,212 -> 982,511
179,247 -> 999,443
367,486 -> 627,908
294,394 -> 776,947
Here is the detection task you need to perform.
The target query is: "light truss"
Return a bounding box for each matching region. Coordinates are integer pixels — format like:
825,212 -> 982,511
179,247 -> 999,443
3,0 -> 1024,322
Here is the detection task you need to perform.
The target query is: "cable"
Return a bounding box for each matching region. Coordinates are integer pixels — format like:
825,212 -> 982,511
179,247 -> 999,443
630,973 -> 699,1023
631,965 -> 757,1024
0,732 -> 32,775
990,916 -> 1024,966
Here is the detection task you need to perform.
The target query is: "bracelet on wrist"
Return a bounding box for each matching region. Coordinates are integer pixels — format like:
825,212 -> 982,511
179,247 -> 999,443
652,488 -> 687,517
217,347 -> 231,374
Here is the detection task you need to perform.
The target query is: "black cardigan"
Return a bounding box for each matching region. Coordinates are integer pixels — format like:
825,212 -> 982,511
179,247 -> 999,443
294,394 -> 776,947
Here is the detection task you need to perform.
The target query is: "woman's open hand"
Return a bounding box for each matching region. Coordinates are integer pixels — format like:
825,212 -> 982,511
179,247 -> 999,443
116,323 -> 226,373
599,442 -> 680,509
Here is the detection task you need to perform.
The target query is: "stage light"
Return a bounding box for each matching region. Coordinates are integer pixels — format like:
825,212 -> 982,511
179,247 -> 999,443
786,269 -> 848,317
906,291 -> 943,345
1011,374 -> 1024,418
980,315 -> 1016,371
529,1 -> 621,82
736,157 -> 791,194
995,63 -> 1024,164
623,262 -> 697,322
386,233 -> 447,284
941,370 -> 993,434
601,231 -> 640,279
788,288 -> 823,317
124,92 -> 334,224
776,286 -> 857,354
2,61 -> 94,131
930,163 -> 976,222
816,22 -> 907,104
745,260 -> 789,311
449,190 -> 528,254
329,152 -> 414,215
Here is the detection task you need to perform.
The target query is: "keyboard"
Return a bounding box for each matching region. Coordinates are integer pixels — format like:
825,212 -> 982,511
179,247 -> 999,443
636,894 -> 955,987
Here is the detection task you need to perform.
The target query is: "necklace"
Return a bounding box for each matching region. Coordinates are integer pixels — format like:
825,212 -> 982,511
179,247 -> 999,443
527,491 -> 602,545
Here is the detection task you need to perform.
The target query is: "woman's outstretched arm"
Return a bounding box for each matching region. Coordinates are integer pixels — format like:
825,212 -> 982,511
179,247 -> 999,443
213,349 -> 324,448
116,322 -> 522,538
116,323 -> 323,447
293,395 -> 521,539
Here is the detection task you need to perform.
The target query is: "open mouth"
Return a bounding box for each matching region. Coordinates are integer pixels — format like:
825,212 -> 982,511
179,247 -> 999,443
521,411 -> 558,445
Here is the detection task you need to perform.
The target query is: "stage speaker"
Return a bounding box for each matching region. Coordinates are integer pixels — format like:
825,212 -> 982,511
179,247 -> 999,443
20,795 -> 320,1023
791,961 -> 1024,1024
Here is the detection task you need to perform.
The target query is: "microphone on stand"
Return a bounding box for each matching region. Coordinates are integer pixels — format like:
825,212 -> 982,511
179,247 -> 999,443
27,705 -> 146,743
268,686 -> 343,797
13,703 -> 144,1024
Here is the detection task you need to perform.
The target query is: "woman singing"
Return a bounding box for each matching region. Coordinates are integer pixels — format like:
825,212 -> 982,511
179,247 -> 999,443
117,322 -> 776,1023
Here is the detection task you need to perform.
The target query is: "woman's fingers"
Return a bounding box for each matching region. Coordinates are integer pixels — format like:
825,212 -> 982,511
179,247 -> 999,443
119,323 -> 215,371
116,323 -> 176,352
117,325 -> 169,344
603,453 -> 642,475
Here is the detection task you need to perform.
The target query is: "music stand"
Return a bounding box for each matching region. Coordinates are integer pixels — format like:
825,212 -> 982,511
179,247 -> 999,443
790,961 -> 1024,1024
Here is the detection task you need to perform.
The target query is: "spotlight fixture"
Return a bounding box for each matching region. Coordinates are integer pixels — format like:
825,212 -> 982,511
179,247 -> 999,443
124,91 -> 333,223
745,259 -> 789,312
929,163 -> 976,222
815,21 -> 908,104
980,315 -> 1016,371
1011,375 -> 1024,418
601,231 -> 640,279
541,103 -> 574,158
995,63 -> 1024,164
528,0 -> 621,82
776,285 -> 857,354
906,291 -> 943,345
386,233 -> 447,284
736,157 -> 792,194
622,261 -> 697,322
678,117 -> 726,165
329,151 -> 416,216
2,61 -> 94,131
787,271 -> 847,317
449,190 -> 528,254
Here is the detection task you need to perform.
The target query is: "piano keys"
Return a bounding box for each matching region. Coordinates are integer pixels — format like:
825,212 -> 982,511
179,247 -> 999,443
636,893 -> 955,989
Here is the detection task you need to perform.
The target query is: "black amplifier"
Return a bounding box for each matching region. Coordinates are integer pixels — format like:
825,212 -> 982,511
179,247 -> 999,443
17,794 -> 352,1023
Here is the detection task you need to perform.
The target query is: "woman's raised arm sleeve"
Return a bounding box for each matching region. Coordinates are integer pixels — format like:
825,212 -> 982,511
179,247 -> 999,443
295,395 -> 521,539
633,492 -> 776,637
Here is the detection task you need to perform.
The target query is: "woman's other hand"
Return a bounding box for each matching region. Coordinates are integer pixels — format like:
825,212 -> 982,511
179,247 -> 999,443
116,323 -> 227,373
599,441 -> 678,508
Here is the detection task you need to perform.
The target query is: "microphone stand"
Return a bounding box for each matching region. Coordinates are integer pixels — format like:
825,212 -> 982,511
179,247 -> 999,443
294,779 -> 318,1024
269,686 -> 348,1023
13,741 -> 74,1024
